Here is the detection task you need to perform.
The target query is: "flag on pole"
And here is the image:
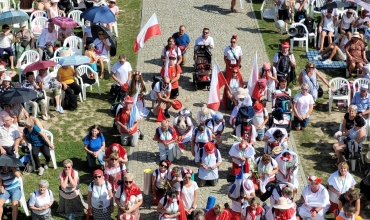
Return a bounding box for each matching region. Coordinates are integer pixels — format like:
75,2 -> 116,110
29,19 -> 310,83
207,61 -> 227,111
134,13 -> 162,53
247,52 -> 258,97
128,85 -> 142,128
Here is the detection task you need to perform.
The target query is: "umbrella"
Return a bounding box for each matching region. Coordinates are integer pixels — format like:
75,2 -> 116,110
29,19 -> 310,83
48,17 -> 78,29
81,6 -> 116,24
58,55 -> 90,66
0,154 -> 25,167
321,1 -> 349,9
22,60 -> 57,73
91,24 -> 117,48
0,10 -> 29,26
0,88 -> 37,104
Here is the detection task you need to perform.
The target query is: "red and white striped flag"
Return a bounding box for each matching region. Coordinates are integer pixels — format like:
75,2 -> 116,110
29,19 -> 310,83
134,13 -> 162,53
207,61 -> 227,111
247,52 -> 259,97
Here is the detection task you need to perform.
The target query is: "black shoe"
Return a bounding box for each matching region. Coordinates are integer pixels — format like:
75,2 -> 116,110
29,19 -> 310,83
139,129 -> 144,140
164,110 -> 170,118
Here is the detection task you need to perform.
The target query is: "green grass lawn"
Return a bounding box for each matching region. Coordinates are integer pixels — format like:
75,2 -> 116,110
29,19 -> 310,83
4,1 -> 143,219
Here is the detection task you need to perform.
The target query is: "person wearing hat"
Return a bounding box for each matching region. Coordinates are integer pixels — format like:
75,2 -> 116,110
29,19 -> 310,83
228,139 -> 256,176
15,22 -> 34,61
160,54 -> 182,99
161,37 -> 183,65
195,142 -> 222,187
292,83 -> 315,130
172,25 -> 191,66
359,64 -> 370,79
345,31 -> 368,77
318,9 -> 337,52
104,152 -> 127,194
154,119 -> 178,162
107,0 -> 119,33
263,127 -> 289,154
339,9 -> 356,40
273,42 -> 296,86
252,102 -> 268,141
355,10 -> 370,39
151,77 -> 174,118
351,84 -> 370,117
255,154 -> 278,193
259,61 -> 277,101
0,65 -> 15,81
197,104 -> 215,125
87,169 -> 114,220
0,75 -> 14,93
298,175 -> 330,220
0,24 -> 14,70
229,88 -> 253,127
314,30 -> 348,65
206,112 -> 225,145
275,150 -> 299,187
251,79 -> 268,105
265,197 -> 296,220
269,182 -> 298,208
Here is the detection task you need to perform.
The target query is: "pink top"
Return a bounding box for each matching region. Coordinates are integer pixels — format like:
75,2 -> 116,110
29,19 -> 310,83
109,6 -> 119,16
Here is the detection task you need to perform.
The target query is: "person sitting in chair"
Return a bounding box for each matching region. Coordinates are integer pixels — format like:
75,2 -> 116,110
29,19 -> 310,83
314,30 -> 348,64
345,32 -> 367,78
37,23 -> 57,60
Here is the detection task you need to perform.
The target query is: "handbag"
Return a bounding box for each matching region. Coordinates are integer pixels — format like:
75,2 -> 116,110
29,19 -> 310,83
305,70 -> 323,98
94,43 -> 104,55
20,40 -> 29,48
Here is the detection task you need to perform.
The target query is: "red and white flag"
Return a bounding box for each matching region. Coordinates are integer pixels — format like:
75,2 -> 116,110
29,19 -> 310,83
134,13 -> 162,53
247,52 -> 259,97
207,61 -> 227,111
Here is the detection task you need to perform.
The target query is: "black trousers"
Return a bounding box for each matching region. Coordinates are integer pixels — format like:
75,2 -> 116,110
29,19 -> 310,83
31,144 -> 51,168
66,81 -> 82,95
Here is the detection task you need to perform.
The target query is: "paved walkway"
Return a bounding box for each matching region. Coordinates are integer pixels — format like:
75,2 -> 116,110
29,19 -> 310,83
129,0 -> 307,218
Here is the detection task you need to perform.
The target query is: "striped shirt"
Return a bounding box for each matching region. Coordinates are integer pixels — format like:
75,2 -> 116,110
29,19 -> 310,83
0,169 -> 19,190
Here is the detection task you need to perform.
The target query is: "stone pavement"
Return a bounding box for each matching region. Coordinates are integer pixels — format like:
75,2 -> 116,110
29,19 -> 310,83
128,0 -> 307,218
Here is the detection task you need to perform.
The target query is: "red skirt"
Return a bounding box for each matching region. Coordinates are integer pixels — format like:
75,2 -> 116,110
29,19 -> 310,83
153,188 -> 166,205
231,210 -> 241,220
231,162 -> 250,176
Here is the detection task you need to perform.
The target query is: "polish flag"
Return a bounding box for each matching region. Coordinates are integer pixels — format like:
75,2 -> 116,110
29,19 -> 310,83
247,52 -> 259,97
134,13 -> 162,53
207,61 -> 227,111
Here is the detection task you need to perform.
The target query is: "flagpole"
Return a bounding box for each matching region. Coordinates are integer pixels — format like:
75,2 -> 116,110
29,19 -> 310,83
215,60 -> 232,92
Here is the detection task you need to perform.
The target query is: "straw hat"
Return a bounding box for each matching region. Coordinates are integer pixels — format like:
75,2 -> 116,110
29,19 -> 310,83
352,32 -> 361,39
201,104 -> 210,116
234,88 -> 249,99
273,197 -> 292,210
271,146 -> 283,156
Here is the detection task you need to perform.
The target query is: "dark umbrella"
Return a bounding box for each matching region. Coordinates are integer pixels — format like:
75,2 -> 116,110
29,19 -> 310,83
321,1 -> 349,9
0,88 -> 37,104
0,154 -> 24,167
91,25 -> 117,48
81,6 -> 116,24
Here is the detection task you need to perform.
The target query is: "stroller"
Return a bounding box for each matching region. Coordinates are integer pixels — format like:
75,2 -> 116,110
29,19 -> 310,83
193,45 -> 212,90
269,93 -> 292,133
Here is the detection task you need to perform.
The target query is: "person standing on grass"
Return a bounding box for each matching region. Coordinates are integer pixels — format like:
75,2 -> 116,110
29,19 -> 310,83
172,25 -> 191,66
292,83 -> 314,131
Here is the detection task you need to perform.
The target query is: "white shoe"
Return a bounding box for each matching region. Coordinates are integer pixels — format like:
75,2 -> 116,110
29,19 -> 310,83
59,106 -> 65,114
322,59 -> 333,64
38,167 -> 44,176
44,165 -> 48,170
313,55 -> 322,60
55,106 -> 60,113
41,115 -> 48,121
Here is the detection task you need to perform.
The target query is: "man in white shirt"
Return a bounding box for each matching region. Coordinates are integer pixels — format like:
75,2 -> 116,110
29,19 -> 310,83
194,28 -> 214,51
0,25 -> 14,69
195,142 -> 222,187
150,77 -> 174,118
0,116 -> 21,157
110,55 -> 132,99
161,37 -> 182,65
37,23 -> 58,59
293,83 -> 314,130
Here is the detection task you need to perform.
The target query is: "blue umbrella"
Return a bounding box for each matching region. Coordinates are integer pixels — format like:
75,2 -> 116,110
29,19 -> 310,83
0,10 -> 29,25
58,55 -> 90,66
81,6 -> 116,24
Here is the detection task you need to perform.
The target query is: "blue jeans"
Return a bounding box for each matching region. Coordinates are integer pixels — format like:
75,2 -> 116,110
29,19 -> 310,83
86,151 -> 105,168
0,186 -> 21,201
293,116 -> 309,128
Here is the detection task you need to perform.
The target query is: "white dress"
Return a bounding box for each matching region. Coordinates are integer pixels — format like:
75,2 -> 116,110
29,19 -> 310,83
134,82 -> 149,118
298,184 -> 330,220
275,149 -> 299,188
327,171 -> 356,203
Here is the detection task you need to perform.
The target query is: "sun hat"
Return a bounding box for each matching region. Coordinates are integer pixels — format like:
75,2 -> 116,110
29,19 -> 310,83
273,197 -> 292,210
347,8 -> 354,13
0,65 -> 6,71
361,84 -> 369,90
51,0 -> 59,3
281,42 -> 290,48
201,104 -> 210,116
235,88 -> 249,99
263,62 -> 271,70
93,169 -> 103,176
362,65 -> 370,74
308,175 -> 322,184
352,32 -> 361,39
213,112 -> 223,121
20,22 -> 27,28
253,102 -> 264,113
271,146 -> 283,156
204,142 -> 215,154
366,151 -> 370,163
172,100 -> 182,110
3,76 -> 11,81
124,96 -> 133,104
121,83 -> 129,91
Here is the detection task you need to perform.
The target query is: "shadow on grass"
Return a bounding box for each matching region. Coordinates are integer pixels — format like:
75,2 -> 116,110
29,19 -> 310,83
193,4 -> 231,15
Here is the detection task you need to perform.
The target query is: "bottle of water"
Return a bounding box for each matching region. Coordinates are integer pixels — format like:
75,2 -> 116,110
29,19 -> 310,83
68,213 -> 73,220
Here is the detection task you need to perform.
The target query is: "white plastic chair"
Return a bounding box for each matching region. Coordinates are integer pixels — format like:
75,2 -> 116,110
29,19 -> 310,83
5,177 -> 29,216
17,1 -> 34,13
310,0 -> 325,17
30,17 -> 48,39
94,0 -> 108,6
53,47 -> 64,58
29,130 -> 57,171
63,36 -> 83,56
17,50 -> 40,82
76,65 -> 101,100
260,0 -> 278,21
0,0 -> 16,11
352,78 -> 370,96
68,10 -> 85,33
328,78 -> 351,114
112,22 -> 118,37
58,10 -> 66,17
30,10 -> 48,21
289,23 -> 309,53
104,52 -> 111,73
299,18 -> 318,48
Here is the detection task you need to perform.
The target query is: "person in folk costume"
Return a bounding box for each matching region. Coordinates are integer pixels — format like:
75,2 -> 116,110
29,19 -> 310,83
263,128 -> 289,157
298,175 -> 331,220
229,88 -> 253,128
157,190 -> 187,220
205,204 -> 232,220
269,183 -> 297,209
241,197 -> 265,220
173,110 -> 193,146
259,62 -> 278,102
197,104 -> 216,125
256,154 -> 278,193
127,71 -> 149,118
265,197 -> 296,220
336,203 -> 363,220
275,150 -> 299,188
224,35 -> 243,83
251,79 -> 268,106
222,66 -> 244,108
228,138 -> 256,177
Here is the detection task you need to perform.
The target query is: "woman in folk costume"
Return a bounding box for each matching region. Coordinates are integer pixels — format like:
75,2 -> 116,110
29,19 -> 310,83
222,66 -> 244,109
229,88 -> 252,128
265,197 -> 296,220
157,191 -> 187,220
228,139 -> 256,176
256,154 -> 278,193
224,35 -> 243,82
241,197 -> 265,220
205,204 -> 232,220
298,176 -> 331,220
251,79 -> 268,106
127,71 -> 149,117
259,62 -> 278,102
327,162 -> 356,214
275,150 -> 299,188
336,203 -> 363,220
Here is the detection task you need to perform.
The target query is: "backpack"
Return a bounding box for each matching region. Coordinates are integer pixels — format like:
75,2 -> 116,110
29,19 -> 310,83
294,10 -> 307,22
304,17 -> 314,33
205,118 -> 225,135
282,0 -> 291,10
345,140 -> 360,160
63,91 -> 77,111
155,126 -> 174,140
199,147 -> 219,163
276,52 -> 292,75
90,180 -> 109,192
194,127 -> 211,140
151,75 -> 163,90
178,109 -> 192,118
235,106 -> 255,128
274,94 -> 291,112
259,180 -> 284,202
110,102 -> 121,116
